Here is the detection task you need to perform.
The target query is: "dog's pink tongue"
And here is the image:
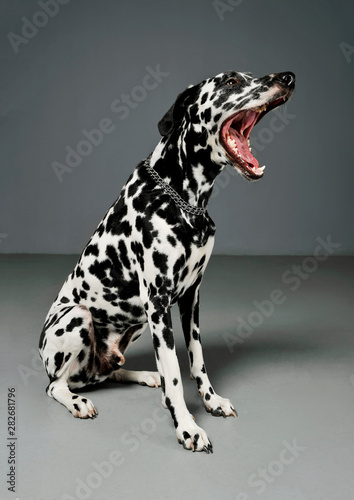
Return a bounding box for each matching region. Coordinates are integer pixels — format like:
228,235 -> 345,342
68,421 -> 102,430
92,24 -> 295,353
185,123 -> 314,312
236,133 -> 258,168
230,128 -> 259,169
230,110 -> 260,168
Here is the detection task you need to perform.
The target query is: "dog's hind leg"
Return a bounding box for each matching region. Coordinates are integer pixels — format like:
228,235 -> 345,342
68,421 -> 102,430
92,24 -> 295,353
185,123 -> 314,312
178,281 -> 237,418
107,323 -> 161,388
39,304 -> 98,418
110,368 -> 161,387
47,378 -> 98,419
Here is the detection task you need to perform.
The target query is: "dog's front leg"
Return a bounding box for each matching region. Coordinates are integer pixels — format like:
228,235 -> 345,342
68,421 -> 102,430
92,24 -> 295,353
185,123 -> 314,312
147,305 -> 213,453
178,281 -> 237,418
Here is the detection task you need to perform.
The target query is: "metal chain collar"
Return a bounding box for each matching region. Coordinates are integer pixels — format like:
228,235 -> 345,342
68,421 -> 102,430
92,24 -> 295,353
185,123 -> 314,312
145,161 -> 206,216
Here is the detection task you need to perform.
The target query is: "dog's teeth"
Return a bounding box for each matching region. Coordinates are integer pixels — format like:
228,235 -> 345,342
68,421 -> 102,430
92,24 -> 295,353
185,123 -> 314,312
259,165 -> 266,171
254,105 -> 261,113
227,135 -> 239,153
254,104 -> 267,113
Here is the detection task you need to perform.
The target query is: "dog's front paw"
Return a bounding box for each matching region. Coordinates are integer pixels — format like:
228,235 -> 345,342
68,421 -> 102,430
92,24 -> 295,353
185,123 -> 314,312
176,418 -> 213,454
202,393 -> 237,418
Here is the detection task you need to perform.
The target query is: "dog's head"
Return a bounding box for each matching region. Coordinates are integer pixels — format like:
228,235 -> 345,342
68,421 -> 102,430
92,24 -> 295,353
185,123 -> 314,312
158,71 -> 295,181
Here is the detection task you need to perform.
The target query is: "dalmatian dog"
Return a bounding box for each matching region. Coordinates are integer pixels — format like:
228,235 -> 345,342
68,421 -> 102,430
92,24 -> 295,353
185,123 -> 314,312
39,70 -> 295,453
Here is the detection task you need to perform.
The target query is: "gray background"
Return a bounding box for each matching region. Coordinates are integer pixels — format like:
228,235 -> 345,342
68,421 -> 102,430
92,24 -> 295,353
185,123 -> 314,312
1,255 -> 354,500
1,3 -> 354,500
1,0 -> 353,255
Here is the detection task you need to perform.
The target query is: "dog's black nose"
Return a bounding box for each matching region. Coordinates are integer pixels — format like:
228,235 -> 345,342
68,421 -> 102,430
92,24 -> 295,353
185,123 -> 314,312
276,72 -> 295,87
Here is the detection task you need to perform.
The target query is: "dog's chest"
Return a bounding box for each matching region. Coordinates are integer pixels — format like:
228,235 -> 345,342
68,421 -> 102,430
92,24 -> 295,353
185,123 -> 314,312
172,234 -> 214,299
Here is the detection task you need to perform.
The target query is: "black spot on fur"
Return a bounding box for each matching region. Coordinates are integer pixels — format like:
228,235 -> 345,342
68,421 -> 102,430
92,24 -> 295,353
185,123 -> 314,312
66,317 -> 83,332
162,327 -> 174,349
78,350 -> 86,362
75,266 -> 84,278
118,240 -> 131,270
88,259 -> 111,284
200,92 -> 208,105
167,235 -> 177,247
173,255 -> 185,276
64,352 -> 72,363
165,397 -> 178,428
38,327 -> 46,350
82,281 -> 90,291
152,334 -> 160,358
183,431 -> 191,440
84,244 -> 99,257
180,266 -> 189,282
152,251 -> 168,275
201,107 -> 211,123
72,288 -> 80,304
54,352 -> 64,372
160,375 -> 165,392
106,217 -> 132,238
128,182 -> 139,198
151,312 -> 159,324
189,351 -> 194,366
80,328 -> 91,346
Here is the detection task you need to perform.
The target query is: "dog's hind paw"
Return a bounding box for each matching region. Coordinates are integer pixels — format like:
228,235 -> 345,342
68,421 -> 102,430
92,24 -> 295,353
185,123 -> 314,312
137,371 -> 161,388
70,395 -> 98,419
111,369 -> 161,388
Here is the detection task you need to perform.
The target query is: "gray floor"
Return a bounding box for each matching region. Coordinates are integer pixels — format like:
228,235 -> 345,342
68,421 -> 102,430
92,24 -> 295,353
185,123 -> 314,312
0,254 -> 353,500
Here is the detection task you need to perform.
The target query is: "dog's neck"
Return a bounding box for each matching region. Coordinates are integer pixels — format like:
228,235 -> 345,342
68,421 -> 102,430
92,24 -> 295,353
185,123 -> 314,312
149,134 -> 225,212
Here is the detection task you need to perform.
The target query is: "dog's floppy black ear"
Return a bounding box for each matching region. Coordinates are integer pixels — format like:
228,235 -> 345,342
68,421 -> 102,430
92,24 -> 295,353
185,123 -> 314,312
158,85 -> 197,137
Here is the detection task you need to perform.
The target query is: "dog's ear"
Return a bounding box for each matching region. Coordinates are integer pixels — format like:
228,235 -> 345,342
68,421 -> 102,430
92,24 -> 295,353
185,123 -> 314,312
158,85 -> 197,137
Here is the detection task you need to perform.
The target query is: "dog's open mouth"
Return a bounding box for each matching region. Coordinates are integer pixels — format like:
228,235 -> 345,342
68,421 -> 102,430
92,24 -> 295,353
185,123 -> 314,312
220,95 -> 289,180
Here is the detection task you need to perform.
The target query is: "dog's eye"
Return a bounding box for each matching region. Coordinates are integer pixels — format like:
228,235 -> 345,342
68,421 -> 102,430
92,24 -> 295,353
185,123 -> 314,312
225,78 -> 240,86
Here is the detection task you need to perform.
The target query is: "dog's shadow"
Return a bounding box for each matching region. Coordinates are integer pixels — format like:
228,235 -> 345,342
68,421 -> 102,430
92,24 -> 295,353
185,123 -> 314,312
78,327 -> 325,417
